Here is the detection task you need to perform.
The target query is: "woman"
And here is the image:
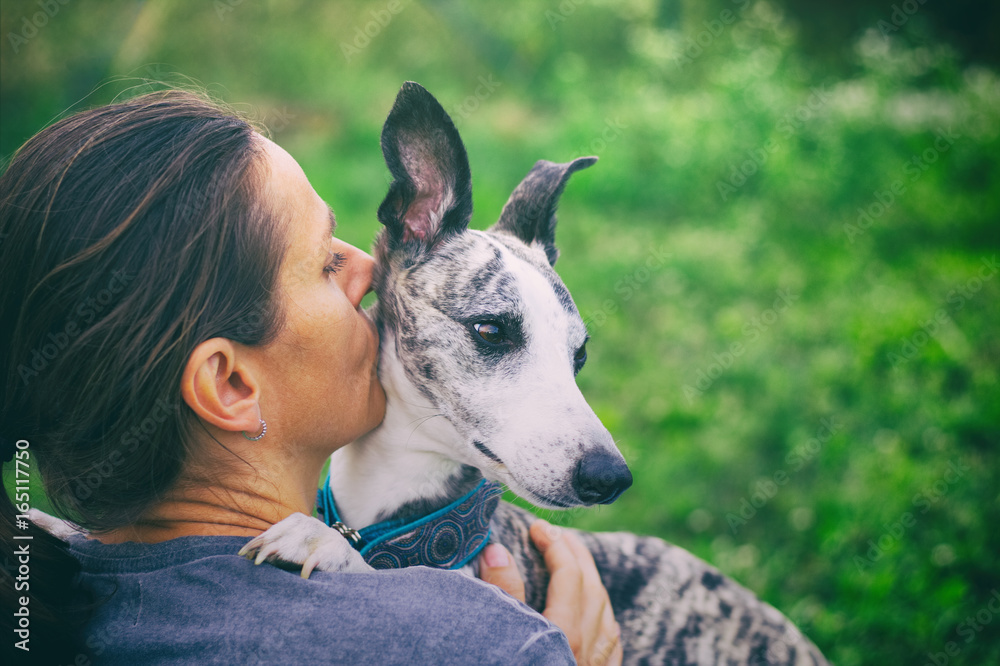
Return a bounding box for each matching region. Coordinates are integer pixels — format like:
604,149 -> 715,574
0,90 -> 622,664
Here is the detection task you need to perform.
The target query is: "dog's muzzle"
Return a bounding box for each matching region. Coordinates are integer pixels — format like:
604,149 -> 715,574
572,451 -> 633,505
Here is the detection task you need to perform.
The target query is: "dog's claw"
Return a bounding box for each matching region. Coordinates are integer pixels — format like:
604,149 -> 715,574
302,554 -> 320,580
238,512 -> 372,577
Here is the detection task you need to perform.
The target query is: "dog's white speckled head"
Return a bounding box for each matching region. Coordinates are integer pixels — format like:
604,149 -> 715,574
370,82 -> 631,508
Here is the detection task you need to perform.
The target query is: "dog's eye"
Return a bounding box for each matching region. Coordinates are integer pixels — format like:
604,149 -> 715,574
474,322 -> 506,345
573,343 -> 588,372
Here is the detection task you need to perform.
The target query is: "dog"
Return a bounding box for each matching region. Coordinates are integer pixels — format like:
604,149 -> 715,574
237,82 -> 829,665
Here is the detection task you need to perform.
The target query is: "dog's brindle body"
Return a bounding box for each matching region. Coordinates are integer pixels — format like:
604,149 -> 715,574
242,82 -> 829,664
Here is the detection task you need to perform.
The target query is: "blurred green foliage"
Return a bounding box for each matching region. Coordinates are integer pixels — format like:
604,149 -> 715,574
2,1 -> 998,664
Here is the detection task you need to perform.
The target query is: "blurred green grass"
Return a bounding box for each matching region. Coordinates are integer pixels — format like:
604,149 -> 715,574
2,2 -> 998,664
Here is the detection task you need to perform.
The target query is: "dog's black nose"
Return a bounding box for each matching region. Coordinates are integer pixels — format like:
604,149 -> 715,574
573,452 -> 633,505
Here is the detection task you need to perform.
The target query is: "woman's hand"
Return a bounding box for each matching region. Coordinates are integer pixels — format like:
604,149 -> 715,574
478,520 -> 623,666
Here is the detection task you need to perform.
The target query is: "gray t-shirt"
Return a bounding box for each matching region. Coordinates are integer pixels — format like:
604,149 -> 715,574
67,535 -> 573,664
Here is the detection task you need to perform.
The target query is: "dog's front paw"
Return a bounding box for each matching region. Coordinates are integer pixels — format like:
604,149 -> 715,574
27,508 -> 82,540
238,512 -> 372,578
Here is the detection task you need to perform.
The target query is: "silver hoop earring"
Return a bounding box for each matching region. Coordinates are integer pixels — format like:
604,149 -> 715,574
242,419 -> 267,441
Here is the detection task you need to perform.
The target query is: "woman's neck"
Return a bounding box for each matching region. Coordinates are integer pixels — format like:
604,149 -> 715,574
95,449 -> 326,544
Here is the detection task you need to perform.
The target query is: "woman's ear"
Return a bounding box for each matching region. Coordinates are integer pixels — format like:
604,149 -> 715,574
181,338 -> 263,435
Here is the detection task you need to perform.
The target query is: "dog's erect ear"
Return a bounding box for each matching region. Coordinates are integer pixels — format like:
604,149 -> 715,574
491,157 -> 596,266
377,82 -> 472,250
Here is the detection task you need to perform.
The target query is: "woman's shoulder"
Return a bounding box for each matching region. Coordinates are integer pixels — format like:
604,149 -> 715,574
68,535 -> 572,665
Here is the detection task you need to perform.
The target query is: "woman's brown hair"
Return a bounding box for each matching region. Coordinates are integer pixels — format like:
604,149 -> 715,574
0,90 -> 288,663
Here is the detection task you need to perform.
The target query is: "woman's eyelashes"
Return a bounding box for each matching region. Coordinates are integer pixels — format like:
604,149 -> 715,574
324,251 -> 347,276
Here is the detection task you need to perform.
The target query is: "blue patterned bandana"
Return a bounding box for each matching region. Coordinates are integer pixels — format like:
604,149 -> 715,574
316,476 -> 503,570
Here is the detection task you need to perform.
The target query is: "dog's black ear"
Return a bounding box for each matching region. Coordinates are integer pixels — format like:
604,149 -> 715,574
491,157 -> 596,266
377,82 -> 472,251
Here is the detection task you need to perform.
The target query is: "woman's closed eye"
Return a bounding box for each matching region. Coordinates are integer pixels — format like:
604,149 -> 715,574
324,251 -> 347,276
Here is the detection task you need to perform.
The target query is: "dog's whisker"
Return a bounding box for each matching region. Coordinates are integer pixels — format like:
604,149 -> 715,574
406,413 -> 444,430
403,413 -> 446,449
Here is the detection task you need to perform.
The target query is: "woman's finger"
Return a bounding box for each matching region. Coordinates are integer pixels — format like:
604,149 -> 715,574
597,598 -> 623,666
560,522 -> 607,592
477,543 -> 526,604
530,521 -> 583,640
530,519 -> 623,665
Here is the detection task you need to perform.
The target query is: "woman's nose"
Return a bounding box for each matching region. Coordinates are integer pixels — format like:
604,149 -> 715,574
345,244 -> 376,308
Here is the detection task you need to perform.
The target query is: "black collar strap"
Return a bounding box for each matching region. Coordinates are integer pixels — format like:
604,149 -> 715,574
316,475 -> 503,570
